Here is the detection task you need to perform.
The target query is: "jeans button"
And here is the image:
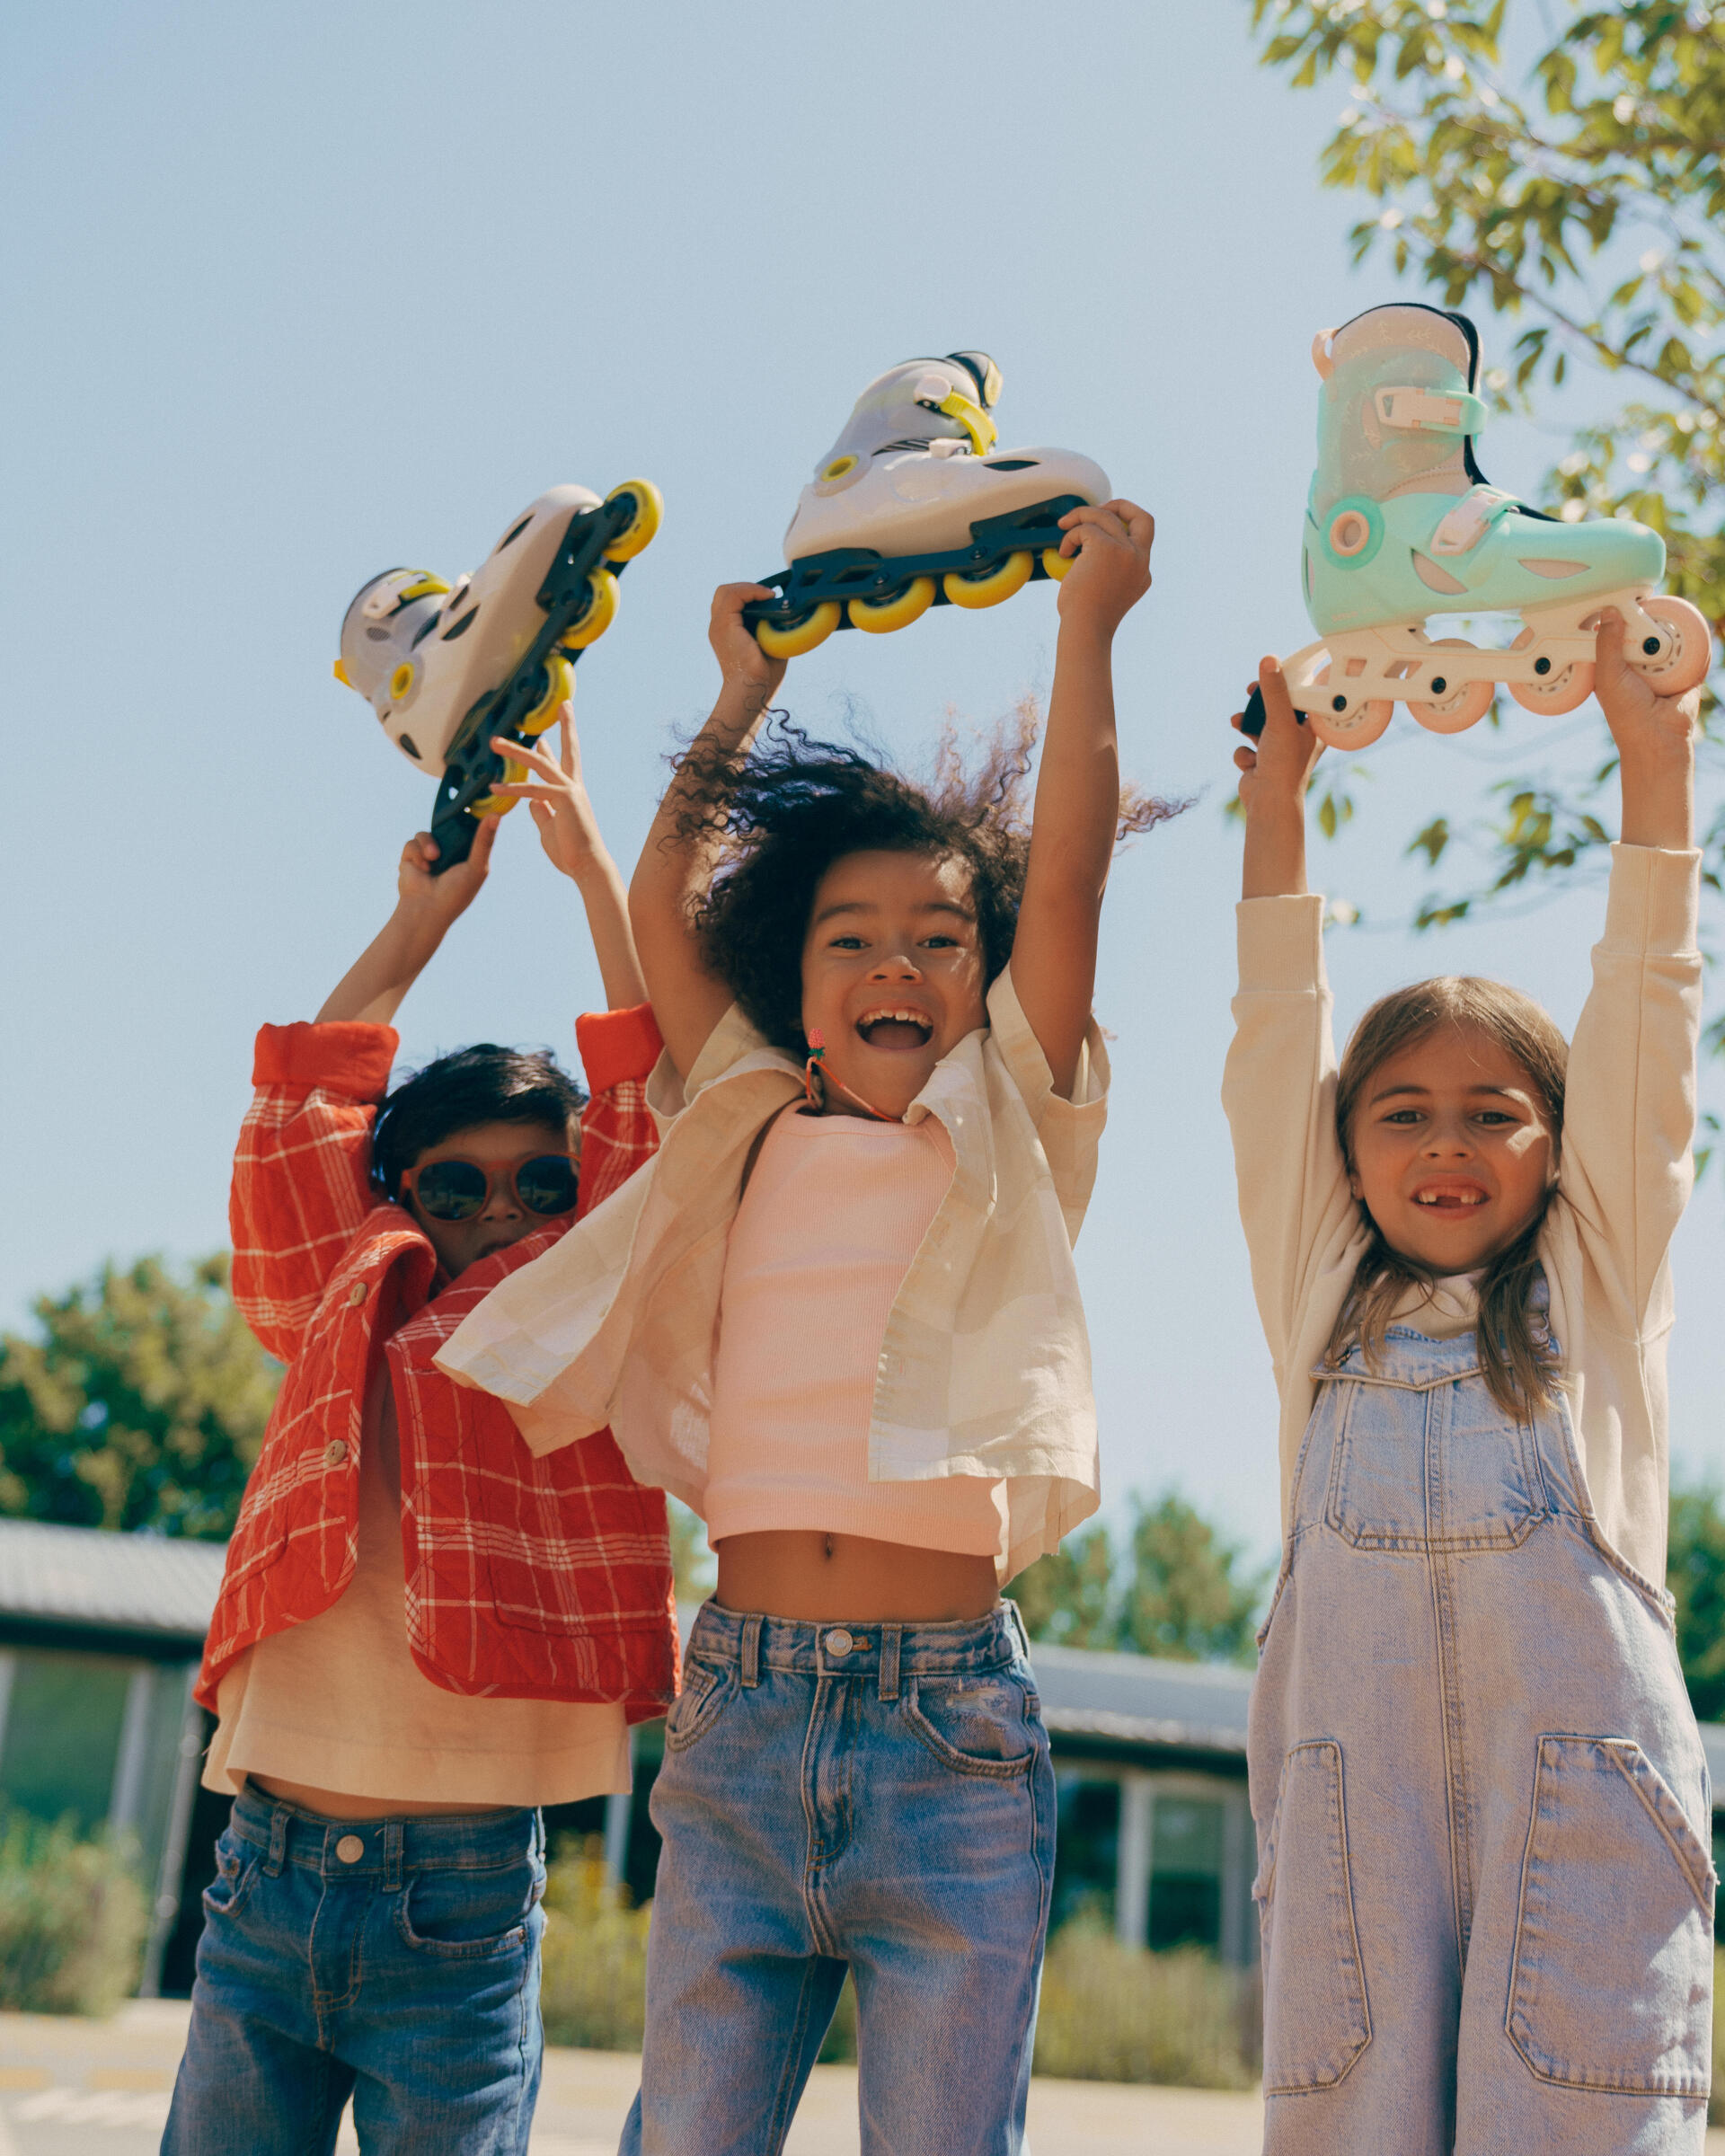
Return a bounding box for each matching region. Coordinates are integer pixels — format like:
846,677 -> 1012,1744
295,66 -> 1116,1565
335,1834 -> 365,1865
825,1629 -> 854,1659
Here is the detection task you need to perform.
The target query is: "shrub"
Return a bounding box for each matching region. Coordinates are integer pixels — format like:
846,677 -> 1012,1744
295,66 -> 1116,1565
538,1839 -> 651,2052
1031,1921 -> 1261,2089
0,1813 -> 148,2015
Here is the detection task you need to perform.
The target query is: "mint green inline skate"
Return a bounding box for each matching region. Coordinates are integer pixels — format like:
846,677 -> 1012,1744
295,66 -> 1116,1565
1256,304 -> 1711,750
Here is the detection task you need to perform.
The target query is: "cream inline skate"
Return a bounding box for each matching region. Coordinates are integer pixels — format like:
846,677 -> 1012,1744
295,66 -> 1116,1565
334,479 -> 661,869
1243,304 -> 1711,747
743,352 -> 1110,657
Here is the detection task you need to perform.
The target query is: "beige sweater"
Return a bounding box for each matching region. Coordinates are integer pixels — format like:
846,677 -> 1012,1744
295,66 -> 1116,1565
1222,844 -> 1702,1592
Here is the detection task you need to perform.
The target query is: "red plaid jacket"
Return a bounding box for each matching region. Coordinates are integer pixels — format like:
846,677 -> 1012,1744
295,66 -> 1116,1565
199,1005 -> 677,1720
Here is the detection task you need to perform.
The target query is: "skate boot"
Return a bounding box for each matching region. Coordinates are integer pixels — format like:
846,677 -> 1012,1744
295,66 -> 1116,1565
335,478 -> 661,869
1243,304 -> 1710,748
743,352 -> 1110,658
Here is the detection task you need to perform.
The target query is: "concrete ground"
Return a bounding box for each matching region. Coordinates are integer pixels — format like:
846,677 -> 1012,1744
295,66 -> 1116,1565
0,2003 -> 1720,2155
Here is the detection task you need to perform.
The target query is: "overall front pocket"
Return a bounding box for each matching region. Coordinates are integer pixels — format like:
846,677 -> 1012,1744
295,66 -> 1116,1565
1325,1375 -> 1544,1551
1507,1734 -> 1715,2095
1255,1740 -> 1372,2093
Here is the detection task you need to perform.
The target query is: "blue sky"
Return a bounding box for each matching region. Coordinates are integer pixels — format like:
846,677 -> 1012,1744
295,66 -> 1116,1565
4,2 -> 1720,1566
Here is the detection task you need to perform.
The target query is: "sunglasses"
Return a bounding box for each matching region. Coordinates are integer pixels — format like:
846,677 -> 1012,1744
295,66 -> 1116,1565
398,1152 -> 579,1224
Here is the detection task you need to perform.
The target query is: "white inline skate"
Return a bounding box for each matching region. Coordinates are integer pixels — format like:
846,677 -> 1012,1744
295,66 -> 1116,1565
1243,304 -> 1711,748
335,479 -> 661,868
744,352 -> 1110,657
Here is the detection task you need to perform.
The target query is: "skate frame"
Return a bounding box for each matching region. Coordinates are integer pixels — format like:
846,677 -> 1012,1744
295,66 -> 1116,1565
742,495 -> 1089,633
429,493 -> 648,872
1280,591 -> 1681,738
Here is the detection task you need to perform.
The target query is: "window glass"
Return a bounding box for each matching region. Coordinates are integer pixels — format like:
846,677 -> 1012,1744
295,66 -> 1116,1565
1148,1793 -> 1225,1951
0,1650 -> 133,1836
1051,1774 -> 1119,1931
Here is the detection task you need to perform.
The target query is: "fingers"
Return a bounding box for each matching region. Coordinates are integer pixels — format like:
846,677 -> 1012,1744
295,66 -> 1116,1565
1234,745 -> 1258,773
557,703 -> 579,777
464,814 -> 500,870
490,732 -> 565,784
403,832 -> 438,873
1593,605 -> 1628,690
1257,657 -> 1302,737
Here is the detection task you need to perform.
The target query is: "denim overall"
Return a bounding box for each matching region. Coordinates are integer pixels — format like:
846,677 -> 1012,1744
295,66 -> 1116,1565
1250,1303 -> 1714,2155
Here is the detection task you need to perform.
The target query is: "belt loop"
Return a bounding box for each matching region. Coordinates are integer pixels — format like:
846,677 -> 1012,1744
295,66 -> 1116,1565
1004,1597 -> 1031,1663
740,1613 -> 762,1689
384,1819 -> 403,1894
264,1805 -> 288,1879
879,1624 -> 902,1703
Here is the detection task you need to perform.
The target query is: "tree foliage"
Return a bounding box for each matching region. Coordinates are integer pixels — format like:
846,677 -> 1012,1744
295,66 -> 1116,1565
1250,0 -> 1723,945
1009,1492 -> 1270,1666
0,1255 -> 279,1540
1668,1480 -> 1725,1722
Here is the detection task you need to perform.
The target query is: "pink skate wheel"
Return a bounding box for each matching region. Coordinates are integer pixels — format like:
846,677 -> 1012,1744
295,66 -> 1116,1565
1409,678 -> 1494,733
1508,662 -> 1595,714
1634,596 -> 1713,696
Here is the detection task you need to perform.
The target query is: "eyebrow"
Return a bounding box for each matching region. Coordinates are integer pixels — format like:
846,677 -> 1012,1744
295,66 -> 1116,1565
811,898 -> 975,926
1368,1082 -> 1521,1105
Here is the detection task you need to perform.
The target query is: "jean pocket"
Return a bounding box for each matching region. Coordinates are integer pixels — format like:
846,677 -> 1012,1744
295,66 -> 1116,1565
1255,1740 -> 1372,2094
663,1657 -> 738,1754
1507,1734 -> 1715,2095
394,1852 -> 544,1961
199,1831 -> 262,1922
902,1673 -> 1040,1780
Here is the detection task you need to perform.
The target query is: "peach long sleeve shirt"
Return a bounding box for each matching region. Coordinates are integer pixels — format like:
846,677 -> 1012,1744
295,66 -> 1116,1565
1222,844 -> 1703,1591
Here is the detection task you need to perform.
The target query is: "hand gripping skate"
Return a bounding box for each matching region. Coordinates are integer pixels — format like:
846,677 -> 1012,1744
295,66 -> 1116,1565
741,352 -> 1110,658
335,480 -> 661,870
1243,305 -> 1711,747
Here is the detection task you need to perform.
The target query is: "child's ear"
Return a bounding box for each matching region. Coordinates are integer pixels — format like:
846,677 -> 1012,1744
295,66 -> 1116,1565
1348,1172 -> 1364,1201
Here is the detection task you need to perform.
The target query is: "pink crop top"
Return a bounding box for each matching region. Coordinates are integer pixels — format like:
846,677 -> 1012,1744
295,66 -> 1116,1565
704,1109 -> 1007,1558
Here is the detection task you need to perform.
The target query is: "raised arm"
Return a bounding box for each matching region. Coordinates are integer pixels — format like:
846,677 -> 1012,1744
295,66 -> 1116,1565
316,817 -> 499,1024
485,700 -> 649,1010
1222,659 -> 1355,1370
1009,499 -> 1154,1098
1557,612 -> 1704,1325
628,584 -> 787,1079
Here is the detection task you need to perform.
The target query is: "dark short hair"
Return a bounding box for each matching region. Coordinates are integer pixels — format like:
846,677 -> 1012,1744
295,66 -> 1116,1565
370,1044 -> 587,1200
676,709 -> 1182,1056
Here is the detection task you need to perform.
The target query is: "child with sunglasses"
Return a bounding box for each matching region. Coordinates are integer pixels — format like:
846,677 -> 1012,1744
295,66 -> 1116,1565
165,710 -> 677,2156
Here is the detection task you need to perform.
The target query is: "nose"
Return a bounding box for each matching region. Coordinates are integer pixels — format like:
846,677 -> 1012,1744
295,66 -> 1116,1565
870,949 -> 922,980
1421,1113 -> 1474,1157
480,1179 -> 523,1221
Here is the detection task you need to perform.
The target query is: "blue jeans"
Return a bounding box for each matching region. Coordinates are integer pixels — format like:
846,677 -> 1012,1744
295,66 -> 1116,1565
1252,1314 -> 1715,2154
622,1599 -> 1056,2156
163,1784 -> 546,2156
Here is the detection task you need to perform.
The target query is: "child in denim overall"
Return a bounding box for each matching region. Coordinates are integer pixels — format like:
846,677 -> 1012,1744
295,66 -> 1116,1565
1225,616 -> 1712,2154
441,502 -> 1171,2154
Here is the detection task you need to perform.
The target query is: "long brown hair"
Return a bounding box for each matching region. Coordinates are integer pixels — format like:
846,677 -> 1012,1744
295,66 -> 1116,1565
1325,976 -> 1570,1419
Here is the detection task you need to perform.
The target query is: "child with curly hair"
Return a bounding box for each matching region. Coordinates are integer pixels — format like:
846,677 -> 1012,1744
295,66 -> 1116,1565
439,499 -> 1172,2154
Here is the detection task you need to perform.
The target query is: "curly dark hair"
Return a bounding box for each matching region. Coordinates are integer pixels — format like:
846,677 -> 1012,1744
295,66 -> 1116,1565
674,701 -> 1185,1054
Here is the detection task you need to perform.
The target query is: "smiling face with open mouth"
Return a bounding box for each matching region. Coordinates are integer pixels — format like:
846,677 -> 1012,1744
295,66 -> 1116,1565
799,848 -> 989,1120
1348,1021 -> 1556,1273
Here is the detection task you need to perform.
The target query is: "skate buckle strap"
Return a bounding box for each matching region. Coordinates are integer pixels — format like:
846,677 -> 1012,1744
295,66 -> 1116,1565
1431,485 -> 1517,557
1373,384 -> 1487,437
914,380 -> 997,458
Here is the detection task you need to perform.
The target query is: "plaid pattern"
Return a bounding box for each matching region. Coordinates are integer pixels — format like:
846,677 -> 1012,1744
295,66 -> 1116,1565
199,1004 -> 677,1718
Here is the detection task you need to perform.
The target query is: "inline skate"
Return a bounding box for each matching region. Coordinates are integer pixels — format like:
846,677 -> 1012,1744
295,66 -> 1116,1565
1243,304 -> 1710,748
334,479 -> 661,869
743,352 -> 1110,658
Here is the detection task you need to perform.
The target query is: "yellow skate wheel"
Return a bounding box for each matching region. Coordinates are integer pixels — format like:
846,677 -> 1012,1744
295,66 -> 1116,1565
1408,676 -> 1495,735
943,551 -> 1034,610
1041,546 -> 1074,582
1633,596 -> 1713,695
1508,662 -> 1594,715
560,570 -> 619,650
756,602 -> 840,660
603,479 -> 663,562
522,654 -> 575,735
849,577 -> 936,634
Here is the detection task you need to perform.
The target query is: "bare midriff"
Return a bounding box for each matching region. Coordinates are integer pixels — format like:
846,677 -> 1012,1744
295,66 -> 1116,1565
246,1775 -> 509,1821
715,1530 -> 998,1624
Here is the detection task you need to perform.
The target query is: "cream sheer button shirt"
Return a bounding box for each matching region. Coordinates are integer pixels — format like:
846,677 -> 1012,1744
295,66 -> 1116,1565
437,965 -> 1110,1584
